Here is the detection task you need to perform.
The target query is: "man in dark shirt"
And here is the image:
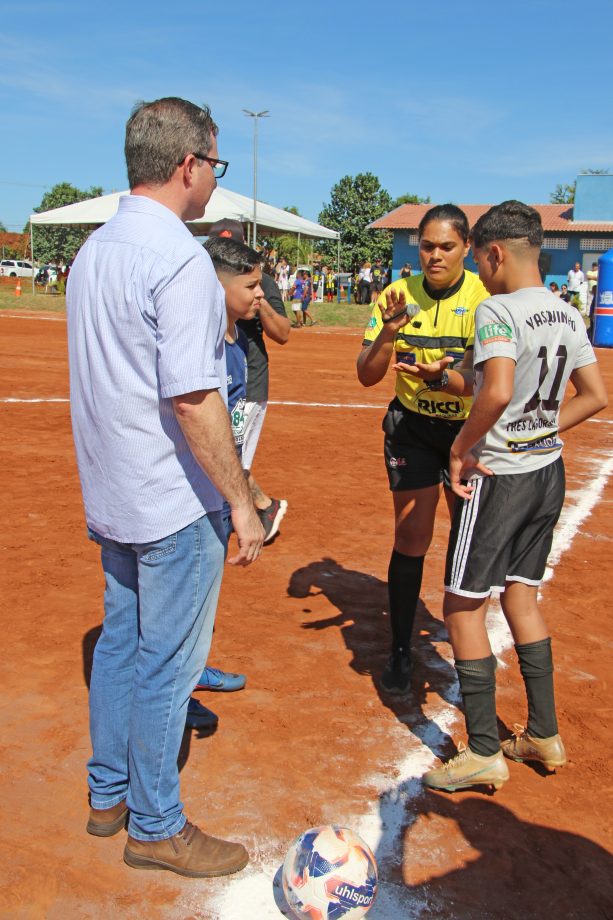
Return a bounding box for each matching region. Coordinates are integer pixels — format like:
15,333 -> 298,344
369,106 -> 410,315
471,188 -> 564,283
208,220 -> 291,542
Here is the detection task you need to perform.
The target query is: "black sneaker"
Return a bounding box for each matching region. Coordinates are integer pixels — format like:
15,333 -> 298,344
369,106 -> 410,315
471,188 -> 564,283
380,649 -> 411,694
257,498 -> 288,544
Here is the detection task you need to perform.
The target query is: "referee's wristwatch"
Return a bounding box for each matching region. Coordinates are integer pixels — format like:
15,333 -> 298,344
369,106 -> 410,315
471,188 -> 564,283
426,369 -> 449,390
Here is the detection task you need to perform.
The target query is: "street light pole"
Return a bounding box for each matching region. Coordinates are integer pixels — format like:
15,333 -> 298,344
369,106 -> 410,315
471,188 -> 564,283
242,109 -> 269,249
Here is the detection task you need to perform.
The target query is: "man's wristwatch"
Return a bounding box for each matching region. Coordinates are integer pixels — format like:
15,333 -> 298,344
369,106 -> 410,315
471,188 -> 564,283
426,369 -> 449,390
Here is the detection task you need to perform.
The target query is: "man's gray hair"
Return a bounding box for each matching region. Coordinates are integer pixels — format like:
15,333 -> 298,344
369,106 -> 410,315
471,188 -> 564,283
125,97 -> 218,189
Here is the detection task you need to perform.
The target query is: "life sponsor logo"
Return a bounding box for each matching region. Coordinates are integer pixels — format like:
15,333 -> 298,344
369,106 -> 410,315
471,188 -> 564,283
506,428 -> 562,454
367,316 -> 378,328
478,322 -> 513,346
415,384 -> 466,418
453,306 -> 468,316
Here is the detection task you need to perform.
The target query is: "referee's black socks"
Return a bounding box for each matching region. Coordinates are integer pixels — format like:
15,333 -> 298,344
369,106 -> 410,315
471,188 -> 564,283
387,550 -> 424,657
515,637 -> 559,739
455,655 -> 499,757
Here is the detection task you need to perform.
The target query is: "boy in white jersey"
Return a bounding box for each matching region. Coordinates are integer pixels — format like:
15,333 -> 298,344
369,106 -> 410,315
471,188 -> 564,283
419,201 -> 607,792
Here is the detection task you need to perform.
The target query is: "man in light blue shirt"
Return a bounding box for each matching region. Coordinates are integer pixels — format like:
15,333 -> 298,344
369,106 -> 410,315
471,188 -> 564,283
67,97 -> 263,878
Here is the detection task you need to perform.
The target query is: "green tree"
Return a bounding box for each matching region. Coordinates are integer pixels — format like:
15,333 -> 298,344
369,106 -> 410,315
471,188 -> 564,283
0,221 -> 7,232
316,173 -> 394,269
392,192 -> 431,207
550,169 -> 610,204
550,182 -> 576,204
259,206 -> 312,269
273,233 -> 313,267
29,182 -> 104,264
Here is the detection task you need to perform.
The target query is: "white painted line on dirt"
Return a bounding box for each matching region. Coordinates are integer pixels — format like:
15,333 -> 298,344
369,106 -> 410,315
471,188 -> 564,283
207,447 -> 613,920
0,312 -> 66,321
542,452 -> 613,585
588,417 -> 613,424
0,397 -> 69,403
269,399 -> 386,409
2,396 -> 386,409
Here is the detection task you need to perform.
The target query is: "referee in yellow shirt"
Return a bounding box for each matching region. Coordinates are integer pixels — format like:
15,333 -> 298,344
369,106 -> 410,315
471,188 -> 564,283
357,205 -> 489,694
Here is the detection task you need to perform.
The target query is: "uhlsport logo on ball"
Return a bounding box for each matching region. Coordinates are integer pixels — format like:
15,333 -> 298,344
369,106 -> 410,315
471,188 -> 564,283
282,825 -> 378,919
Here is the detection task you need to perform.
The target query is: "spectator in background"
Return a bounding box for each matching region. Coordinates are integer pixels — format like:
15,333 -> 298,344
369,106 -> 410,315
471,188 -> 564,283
275,257 -> 290,301
325,267 -> 336,302
586,261 -> 598,292
291,270 -> 305,327
301,270 -> 315,325
549,282 -> 561,296
371,258 -> 386,302
358,261 -> 372,306
567,261 -> 585,293
560,283 -> 571,303
311,264 -> 323,301
401,263 -> 412,279
567,261 -> 586,314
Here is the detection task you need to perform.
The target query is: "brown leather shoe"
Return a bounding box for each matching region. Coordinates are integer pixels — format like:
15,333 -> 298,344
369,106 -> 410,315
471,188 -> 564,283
87,800 -> 129,837
123,820 -> 249,878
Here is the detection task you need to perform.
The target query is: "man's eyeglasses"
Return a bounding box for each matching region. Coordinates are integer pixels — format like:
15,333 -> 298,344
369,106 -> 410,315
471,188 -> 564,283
185,153 -> 229,178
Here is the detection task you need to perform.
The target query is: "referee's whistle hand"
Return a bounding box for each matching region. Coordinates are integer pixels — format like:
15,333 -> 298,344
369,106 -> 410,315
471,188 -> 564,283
380,288 -> 411,330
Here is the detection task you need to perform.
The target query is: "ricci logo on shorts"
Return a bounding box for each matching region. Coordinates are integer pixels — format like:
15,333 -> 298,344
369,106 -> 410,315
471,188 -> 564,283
417,398 -> 464,416
388,456 -> 407,468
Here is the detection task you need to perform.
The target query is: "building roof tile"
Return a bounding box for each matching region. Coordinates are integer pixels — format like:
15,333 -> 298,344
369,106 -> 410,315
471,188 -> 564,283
369,203 -> 613,233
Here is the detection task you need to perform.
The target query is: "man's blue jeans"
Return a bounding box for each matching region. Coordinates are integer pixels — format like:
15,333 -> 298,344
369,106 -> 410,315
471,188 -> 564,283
87,513 -> 226,840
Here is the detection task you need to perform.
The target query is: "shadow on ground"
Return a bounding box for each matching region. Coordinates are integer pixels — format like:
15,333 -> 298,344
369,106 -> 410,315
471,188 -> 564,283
371,781 -> 613,918
287,557 -> 459,760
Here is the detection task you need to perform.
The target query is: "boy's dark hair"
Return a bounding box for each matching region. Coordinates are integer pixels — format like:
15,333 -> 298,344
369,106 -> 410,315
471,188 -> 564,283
204,237 -> 261,275
418,204 -> 470,242
470,200 -> 543,250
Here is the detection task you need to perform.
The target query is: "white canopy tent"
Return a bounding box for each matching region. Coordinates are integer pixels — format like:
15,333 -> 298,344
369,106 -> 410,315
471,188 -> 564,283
29,186 -> 339,239
29,187 -> 341,290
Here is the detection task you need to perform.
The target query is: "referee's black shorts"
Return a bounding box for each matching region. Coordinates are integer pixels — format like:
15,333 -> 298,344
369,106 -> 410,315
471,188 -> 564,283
445,457 -> 565,598
382,397 -> 464,491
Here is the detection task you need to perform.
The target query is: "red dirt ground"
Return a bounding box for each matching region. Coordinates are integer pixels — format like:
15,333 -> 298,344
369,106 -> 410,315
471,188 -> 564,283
0,312 -> 612,919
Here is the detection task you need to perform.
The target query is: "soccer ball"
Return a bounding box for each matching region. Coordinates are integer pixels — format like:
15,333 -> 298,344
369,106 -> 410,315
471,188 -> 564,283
282,825 -> 378,919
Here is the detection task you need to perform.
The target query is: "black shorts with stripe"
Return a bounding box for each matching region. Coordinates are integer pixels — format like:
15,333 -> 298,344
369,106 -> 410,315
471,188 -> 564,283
382,397 -> 464,491
445,457 -> 565,598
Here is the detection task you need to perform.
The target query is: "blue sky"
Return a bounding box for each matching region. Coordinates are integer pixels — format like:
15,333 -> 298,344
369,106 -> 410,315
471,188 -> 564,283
1,0 -> 612,232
